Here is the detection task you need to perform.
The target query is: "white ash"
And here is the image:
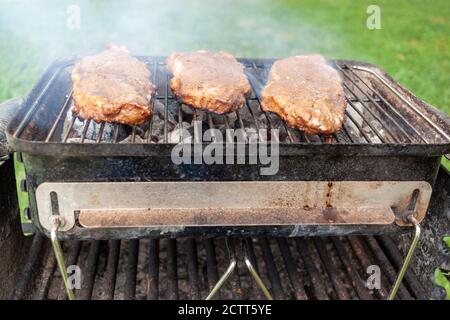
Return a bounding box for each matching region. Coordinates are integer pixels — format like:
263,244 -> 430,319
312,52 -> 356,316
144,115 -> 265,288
168,122 -> 193,144
61,110 -> 117,143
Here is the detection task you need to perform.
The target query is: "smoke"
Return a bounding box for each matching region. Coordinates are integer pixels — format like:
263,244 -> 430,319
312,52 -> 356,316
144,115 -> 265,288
0,0 -> 342,100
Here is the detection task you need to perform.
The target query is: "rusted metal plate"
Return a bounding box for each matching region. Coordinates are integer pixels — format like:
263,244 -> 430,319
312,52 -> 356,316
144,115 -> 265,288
36,181 -> 432,232
78,207 -> 395,228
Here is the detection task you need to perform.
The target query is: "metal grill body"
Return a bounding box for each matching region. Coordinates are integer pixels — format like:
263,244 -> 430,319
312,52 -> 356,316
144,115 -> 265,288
6,57 -> 450,239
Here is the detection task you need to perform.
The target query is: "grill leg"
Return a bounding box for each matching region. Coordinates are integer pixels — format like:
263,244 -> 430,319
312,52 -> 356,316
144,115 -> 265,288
205,239 -> 273,300
49,216 -> 75,300
244,251 -> 273,300
205,239 -> 236,300
388,217 -> 421,300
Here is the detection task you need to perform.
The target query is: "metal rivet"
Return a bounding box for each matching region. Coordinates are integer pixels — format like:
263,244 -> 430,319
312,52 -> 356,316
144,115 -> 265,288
20,179 -> 27,192
23,207 -> 32,220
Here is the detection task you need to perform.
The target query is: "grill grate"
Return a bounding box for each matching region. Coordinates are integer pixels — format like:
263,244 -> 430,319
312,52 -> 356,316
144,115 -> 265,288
11,235 -> 429,300
10,57 -> 450,148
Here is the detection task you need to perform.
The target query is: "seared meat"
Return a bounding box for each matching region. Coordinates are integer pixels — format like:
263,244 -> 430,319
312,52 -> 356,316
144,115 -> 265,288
166,50 -> 252,114
71,45 -> 155,125
261,55 -> 346,134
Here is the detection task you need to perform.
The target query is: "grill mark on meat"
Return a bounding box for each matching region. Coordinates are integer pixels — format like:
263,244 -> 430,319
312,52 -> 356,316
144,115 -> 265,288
261,55 -> 346,134
166,50 -> 252,114
71,44 -> 155,125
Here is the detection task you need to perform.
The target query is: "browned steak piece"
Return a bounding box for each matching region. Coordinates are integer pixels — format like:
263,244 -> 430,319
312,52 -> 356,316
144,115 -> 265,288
166,50 -> 252,114
261,55 -> 346,134
71,44 -> 155,125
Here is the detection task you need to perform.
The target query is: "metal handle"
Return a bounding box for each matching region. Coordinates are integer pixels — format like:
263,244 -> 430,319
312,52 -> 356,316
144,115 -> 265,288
205,239 -> 273,300
388,216 -> 421,300
243,242 -> 274,300
50,216 -> 75,300
205,239 -> 237,300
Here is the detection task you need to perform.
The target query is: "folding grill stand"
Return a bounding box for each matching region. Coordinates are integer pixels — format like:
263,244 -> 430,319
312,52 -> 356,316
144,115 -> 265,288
388,216 -> 421,300
49,216 -> 75,300
48,213 -> 420,301
48,221 -> 422,300
206,238 -> 273,300
388,188 -> 422,300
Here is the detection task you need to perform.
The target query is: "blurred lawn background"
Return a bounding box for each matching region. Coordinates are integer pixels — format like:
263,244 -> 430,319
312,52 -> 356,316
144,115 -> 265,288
0,0 -> 448,170
0,0 -> 448,112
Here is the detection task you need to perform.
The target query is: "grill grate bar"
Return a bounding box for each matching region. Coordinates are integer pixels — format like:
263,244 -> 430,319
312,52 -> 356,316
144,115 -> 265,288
178,106 -> 184,143
11,234 -> 44,300
206,113 -> 217,141
124,239 -> 139,300
145,62 -> 158,144
79,119 -> 91,143
130,126 -> 136,143
100,240 -> 120,300
186,238 -> 200,300
147,239 -> 160,300
163,74 -> 169,143
204,238 -> 220,300
166,239 -> 178,300
77,240 -> 100,300
295,238 -> 329,300
33,248 -> 56,300
96,122 -> 106,143
62,115 -> 76,143
193,110 -> 203,143
245,100 -> 261,132
45,91 -> 73,142
259,237 -> 285,300
276,238 -> 307,300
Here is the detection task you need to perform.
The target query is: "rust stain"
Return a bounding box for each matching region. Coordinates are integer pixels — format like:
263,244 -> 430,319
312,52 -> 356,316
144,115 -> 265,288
89,194 -> 99,206
325,181 -> 333,207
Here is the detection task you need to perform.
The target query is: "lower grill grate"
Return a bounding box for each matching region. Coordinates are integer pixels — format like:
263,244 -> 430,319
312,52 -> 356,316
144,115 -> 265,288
12,235 -> 428,300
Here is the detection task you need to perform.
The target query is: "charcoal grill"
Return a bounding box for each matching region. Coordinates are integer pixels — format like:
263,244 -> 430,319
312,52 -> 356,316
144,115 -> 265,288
6,56 -> 450,300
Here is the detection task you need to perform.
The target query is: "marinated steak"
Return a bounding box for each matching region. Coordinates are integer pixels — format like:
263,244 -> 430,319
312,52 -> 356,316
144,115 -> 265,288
261,55 -> 346,134
166,50 -> 252,114
71,45 -> 155,125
